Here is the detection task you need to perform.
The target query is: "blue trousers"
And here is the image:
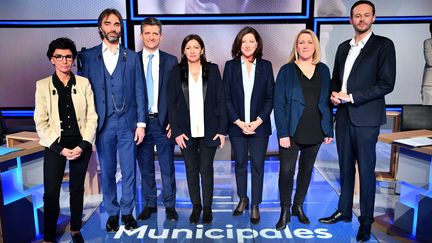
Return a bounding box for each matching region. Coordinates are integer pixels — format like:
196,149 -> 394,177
96,114 -> 136,216
137,117 -> 175,208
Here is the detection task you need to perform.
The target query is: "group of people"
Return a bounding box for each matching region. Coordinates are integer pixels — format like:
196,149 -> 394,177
34,1 -> 396,242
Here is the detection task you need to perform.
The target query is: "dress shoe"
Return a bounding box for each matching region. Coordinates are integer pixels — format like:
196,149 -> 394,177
71,232 -> 84,243
189,204 -> 202,224
250,204 -> 260,224
137,206 -> 157,220
233,197 -> 249,216
121,214 -> 138,230
106,215 -> 119,232
356,224 -> 371,242
166,207 -> 178,221
275,207 -> 290,231
292,204 -> 310,224
202,207 -> 213,224
319,210 -> 352,224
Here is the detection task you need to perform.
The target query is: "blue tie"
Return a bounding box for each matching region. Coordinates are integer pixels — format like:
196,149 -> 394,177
147,54 -> 154,112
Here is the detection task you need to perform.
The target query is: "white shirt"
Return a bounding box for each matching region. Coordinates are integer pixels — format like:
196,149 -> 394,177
241,58 -> 256,123
102,42 -> 119,75
142,49 -> 160,113
188,69 -> 205,138
341,31 -> 372,103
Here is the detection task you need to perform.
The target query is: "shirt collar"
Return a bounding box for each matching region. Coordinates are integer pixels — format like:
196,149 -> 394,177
349,31 -> 372,48
102,42 -> 120,55
52,72 -> 76,89
143,48 -> 159,60
240,58 -> 257,66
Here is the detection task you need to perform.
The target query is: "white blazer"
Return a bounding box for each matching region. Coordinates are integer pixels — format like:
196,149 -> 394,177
34,75 -> 98,147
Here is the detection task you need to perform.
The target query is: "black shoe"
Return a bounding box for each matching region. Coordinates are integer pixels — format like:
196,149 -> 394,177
319,210 -> 352,224
71,232 -> 84,243
202,207 -> 213,224
275,207 -> 290,231
292,204 -> 310,224
250,204 -> 260,224
189,204 -> 202,224
356,224 -> 371,242
137,206 -> 157,220
166,207 -> 178,221
106,215 -> 119,232
233,197 -> 249,216
122,214 -> 138,230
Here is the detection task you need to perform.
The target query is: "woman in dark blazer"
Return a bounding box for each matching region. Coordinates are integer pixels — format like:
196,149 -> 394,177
34,38 -> 98,242
274,29 -> 333,230
223,26 -> 274,224
168,34 -> 227,225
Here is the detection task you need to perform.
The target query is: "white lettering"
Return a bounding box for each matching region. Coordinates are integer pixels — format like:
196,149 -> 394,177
260,228 -> 283,239
114,225 -> 147,239
293,228 -> 314,239
205,229 -> 224,239
172,228 -> 193,239
148,229 -> 169,239
237,229 -> 258,243
196,224 -> 204,239
314,228 -> 333,239
226,224 -> 234,239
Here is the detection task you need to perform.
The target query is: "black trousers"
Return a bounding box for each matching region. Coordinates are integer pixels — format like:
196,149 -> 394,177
181,137 -> 217,207
43,136 -> 91,242
278,141 -> 321,208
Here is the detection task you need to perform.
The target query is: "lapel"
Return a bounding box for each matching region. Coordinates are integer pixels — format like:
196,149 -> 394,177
251,59 -> 260,105
349,33 -> 375,76
119,46 -> 127,79
96,44 -> 105,86
180,65 -> 189,109
235,59 -> 245,111
48,77 -> 60,124
339,42 -> 350,82
202,64 -> 208,102
291,63 -> 305,105
159,52 -> 165,90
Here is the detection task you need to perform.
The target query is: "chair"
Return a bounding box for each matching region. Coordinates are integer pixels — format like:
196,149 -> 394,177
401,105 -> 432,131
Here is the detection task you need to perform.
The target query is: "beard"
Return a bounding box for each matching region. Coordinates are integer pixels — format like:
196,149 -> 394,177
353,21 -> 372,34
101,30 -> 121,43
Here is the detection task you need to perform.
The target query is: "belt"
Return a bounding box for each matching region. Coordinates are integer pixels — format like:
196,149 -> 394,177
149,113 -> 158,118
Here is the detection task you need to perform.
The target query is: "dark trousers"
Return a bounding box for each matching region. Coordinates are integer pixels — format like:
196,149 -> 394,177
230,136 -> 269,205
181,137 -> 216,207
43,137 -> 91,242
278,141 -> 321,208
336,107 -> 379,226
137,117 -> 175,208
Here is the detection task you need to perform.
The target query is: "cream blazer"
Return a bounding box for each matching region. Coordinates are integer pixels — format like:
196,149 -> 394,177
34,75 -> 98,147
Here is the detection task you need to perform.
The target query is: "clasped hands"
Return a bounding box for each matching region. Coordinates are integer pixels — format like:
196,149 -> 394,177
330,91 -> 351,105
60,146 -> 83,160
175,133 -> 225,149
235,119 -> 262,135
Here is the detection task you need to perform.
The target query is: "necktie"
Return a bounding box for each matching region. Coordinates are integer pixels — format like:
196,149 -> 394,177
147,54 -> 154,111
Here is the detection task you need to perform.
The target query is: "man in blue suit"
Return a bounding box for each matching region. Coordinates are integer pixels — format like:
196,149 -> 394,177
318,1 -> 396,242
79,8 -> 146,232
135,17 -> 179,221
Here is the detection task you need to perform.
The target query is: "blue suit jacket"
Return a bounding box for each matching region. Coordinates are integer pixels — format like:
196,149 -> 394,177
274,62 -> 333,139
168,63 -> 227,147
332,33 -> 396,126
138,50 -> 178,128
79,44 -> 146,131
223,58 -> 274,137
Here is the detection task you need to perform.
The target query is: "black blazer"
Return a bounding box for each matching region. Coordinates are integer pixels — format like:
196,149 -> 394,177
332,33 -> 396,126
168,63 -> 227,147
138,50 -> 178,128
223,58 -> 274,137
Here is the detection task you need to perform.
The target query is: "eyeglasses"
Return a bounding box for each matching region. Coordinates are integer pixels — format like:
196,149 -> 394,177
52,54 -> 73,61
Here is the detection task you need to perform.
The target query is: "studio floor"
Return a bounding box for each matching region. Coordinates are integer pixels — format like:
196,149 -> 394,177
34,131 -> 423,243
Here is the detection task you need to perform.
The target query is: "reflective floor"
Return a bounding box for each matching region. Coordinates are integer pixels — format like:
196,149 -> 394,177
34,130 -> 420,242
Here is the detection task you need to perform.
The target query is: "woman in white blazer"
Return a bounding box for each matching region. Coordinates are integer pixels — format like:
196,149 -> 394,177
34,37 -> 97,243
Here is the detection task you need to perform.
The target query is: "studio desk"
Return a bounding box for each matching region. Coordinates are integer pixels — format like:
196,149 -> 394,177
378,129 -> 432,242
0,132 -> 100,242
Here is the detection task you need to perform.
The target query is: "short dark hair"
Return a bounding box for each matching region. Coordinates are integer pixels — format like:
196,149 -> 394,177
97,8 -> 123,40
46,37 -> 77,60
231,26 -> 263,59
350,1 -> 375,17
180,34 -> 208,65
140,17 -> 162,34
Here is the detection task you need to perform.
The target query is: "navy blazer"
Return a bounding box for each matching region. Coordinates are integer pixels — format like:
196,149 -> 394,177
223,58 -> 274,137
138,50 -> 177,128
332,33 -> 396,126
274,62 -> 333,139
80,44 -> 146,131
168,63 -> 227,147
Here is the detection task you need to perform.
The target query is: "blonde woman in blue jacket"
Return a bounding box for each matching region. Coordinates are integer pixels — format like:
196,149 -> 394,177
34,37 -> 97,242
274,29 -> 333,230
